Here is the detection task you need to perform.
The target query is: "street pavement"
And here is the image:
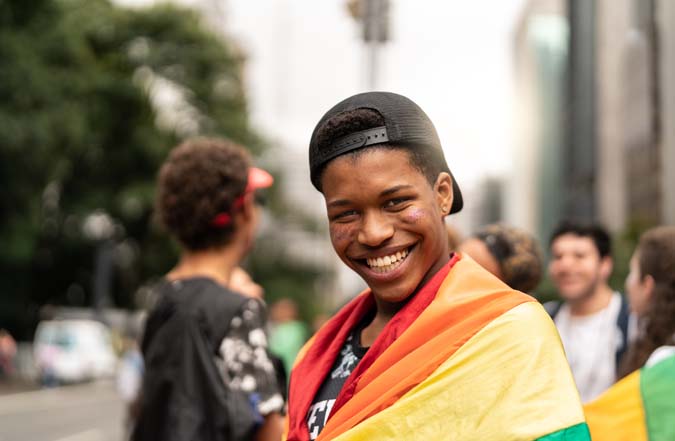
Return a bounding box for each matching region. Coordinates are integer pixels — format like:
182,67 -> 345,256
0,380 -> 125,441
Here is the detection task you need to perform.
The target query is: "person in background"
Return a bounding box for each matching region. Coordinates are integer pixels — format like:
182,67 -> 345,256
310,313 -> 330,335
584,225 -> 675,441
620,225 -> 675,374
284,91 -> 589,441
0,329 -> 16,379
545,220 -> 631,403
445,223 -> 462,252
117,332 -> 144,438
268,298 -> 308,380
458,223 -> 543,293
132,138 -> 284,441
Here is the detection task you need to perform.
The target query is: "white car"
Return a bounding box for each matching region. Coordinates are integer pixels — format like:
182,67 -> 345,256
34,319 -> 117,384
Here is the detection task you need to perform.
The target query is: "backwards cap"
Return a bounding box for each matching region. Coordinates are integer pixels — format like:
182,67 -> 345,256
308,91 -> 463,214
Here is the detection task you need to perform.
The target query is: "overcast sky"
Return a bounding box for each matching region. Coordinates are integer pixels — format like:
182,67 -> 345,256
224,0 -> 526,190
111,0 -> 529,294
114,0 -> 526,189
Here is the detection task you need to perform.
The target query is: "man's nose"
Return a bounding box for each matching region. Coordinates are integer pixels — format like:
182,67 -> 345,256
553,255 -> 573,271
357,211 -> 394,247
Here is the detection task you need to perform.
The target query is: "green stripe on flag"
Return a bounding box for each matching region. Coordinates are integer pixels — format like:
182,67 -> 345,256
641,353 -> 675,441
534,422 -> 591,441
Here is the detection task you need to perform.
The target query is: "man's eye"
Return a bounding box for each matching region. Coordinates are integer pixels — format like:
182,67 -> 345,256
384,198 -> 408,209
332,210 -> 357,221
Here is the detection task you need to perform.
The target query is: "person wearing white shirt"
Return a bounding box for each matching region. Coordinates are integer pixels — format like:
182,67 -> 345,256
546,220 -> 631,403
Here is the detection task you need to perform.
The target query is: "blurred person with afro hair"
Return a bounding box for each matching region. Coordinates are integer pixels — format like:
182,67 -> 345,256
459,223 -> 544,294
133,138 -> 283,441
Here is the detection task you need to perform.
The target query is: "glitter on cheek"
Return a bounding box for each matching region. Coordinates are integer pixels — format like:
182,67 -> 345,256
403,208 -> 427,224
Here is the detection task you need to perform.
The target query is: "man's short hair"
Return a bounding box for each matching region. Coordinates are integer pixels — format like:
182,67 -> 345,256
549,220 -> 612,258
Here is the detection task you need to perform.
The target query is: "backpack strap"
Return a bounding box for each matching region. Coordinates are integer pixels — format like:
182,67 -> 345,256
615,294 -> 630,372
543,300 -> 562,319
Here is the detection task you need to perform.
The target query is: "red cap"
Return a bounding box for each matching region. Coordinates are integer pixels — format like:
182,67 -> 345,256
246,167 -> 274,191
211,167 -> 273,228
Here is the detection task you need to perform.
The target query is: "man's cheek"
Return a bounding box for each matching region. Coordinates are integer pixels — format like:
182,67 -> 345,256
330,223 -> 355,245
403,208 -> 427,224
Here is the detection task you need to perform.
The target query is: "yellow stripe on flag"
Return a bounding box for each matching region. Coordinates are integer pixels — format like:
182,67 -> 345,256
332,302 -> 585,441
584,370 -> 648,441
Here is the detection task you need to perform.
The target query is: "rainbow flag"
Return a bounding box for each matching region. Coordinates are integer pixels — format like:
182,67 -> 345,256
585,352 -> 675,441
285,255 -> 589,441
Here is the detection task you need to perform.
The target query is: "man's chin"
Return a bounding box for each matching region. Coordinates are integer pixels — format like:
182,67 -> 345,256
562,291 -> 594,304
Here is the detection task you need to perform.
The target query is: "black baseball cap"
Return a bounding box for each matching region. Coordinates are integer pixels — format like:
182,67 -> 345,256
309,91 -> 463,214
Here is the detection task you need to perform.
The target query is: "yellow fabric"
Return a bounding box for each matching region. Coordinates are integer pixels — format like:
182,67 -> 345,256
331,302 -> 585,441
584,370 -> 648,441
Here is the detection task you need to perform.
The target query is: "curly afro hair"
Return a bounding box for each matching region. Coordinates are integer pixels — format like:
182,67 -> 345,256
155,137 -> 251,251
473,224 -> 544,293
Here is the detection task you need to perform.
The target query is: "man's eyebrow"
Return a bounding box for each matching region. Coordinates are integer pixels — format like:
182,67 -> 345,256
380,184 -> 414,197
327,185 -> 414,208
327,199 -> 352,208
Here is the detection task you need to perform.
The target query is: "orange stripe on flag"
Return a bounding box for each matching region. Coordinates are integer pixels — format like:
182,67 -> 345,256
318,256 -> 532,440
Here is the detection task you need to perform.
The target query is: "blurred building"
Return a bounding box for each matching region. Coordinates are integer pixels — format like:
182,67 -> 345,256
510,0 -> 568,240
512,0 -> 675,241
471,176 -> 506,227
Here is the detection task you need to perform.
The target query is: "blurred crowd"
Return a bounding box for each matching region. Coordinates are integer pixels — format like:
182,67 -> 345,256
3,0 -> 674,439
123,93 -> 673,441
4,94 -> 673,441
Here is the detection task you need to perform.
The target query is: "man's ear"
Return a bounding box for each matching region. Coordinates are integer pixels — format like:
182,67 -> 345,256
643,274 -> 656,301
435,172 -> 454,216
236,193 -> 256,224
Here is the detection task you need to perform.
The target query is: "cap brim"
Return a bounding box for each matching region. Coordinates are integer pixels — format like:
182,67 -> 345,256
246,167 -> 274,191
449,171 -> 463,214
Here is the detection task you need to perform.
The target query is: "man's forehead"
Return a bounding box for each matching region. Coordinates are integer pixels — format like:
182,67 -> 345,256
552,234 -> 598,252
323,148 -> 418,179
321,150 -> 428,200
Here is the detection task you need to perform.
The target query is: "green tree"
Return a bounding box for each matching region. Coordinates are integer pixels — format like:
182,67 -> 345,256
0,0 -> 324,338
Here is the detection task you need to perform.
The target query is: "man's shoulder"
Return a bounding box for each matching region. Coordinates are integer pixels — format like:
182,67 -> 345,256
544,293 -> 629,329
181,278 -> 251,317
445,255 -> 533,300
494,301 -> 557,334
475,302 -> 572,368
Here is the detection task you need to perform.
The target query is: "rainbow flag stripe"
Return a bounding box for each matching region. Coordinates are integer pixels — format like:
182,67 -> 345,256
285,255 -> 590,441
585,352 -> 675,441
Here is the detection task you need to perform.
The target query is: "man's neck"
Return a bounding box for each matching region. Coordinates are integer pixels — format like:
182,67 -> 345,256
360,313 -> 388,348
167,246 -> 241,288
568,284 -> 614,317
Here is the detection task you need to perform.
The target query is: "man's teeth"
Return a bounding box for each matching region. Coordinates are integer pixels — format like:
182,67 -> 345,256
366,249 -> 409,271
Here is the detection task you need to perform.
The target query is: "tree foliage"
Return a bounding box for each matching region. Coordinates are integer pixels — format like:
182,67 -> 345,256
0,0 -> 323,339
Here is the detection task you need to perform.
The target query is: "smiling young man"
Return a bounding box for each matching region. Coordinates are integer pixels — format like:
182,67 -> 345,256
284,92 -> 590,441
546,220 -> 632,403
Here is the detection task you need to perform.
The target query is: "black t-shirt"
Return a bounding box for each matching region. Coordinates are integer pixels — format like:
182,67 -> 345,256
306,314 -> 372,440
